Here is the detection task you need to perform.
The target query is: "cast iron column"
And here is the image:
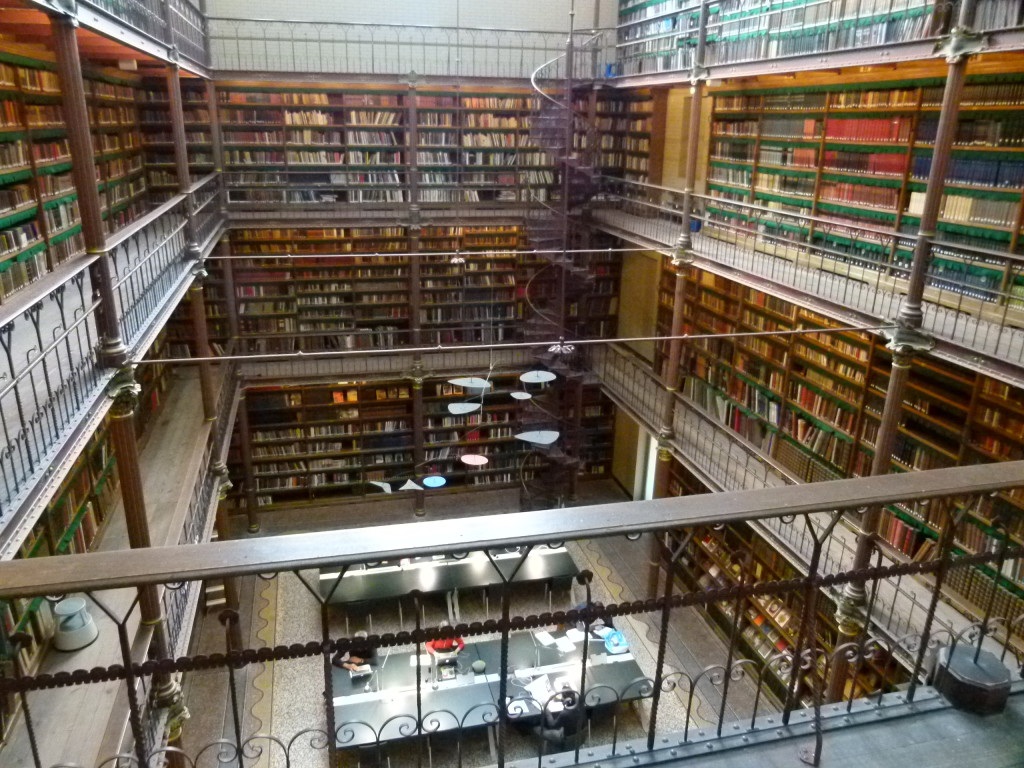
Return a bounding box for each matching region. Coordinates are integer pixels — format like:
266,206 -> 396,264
50,13 -> 127,367
827,0 -> 976,702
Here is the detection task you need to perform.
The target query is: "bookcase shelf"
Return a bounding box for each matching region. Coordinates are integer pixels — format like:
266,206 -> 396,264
661,522 -> 908,706
655,258 -> 1024,634
138,75 -> 213,201
217,83 -> 560,207
1,417 -> 118,738
0,46 -> 157,302
708,75 -> 1024,271
232,373 -> 616,510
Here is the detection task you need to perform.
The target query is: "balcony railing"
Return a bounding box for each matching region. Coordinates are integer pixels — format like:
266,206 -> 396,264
0,177 -> 225,546
591,178 -> 1024,370
0,462 -> 1021,767
73,0 -> 209,68
613,0 -> 1023,80
207,18 -> 612,81
588,342 -> 982,656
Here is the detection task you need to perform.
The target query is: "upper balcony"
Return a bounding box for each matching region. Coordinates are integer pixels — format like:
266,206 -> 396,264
612,0 -> 1024,87
17,0 -> 209,75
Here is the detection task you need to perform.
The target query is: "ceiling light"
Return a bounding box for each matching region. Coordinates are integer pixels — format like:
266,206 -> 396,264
510,391 -> 533,400
520,370 -> 556,383
448,402 -> 482,414
460,454 -> 489,466
515,430 -> 560,445
423,475 -> 447,488
448,376 -> 492,389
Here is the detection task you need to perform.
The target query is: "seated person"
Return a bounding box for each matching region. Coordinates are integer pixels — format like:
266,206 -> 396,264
574,601 -> 615,633
331,630 -> 375,671
537,682 -> 586,750
425,619 -> 465,659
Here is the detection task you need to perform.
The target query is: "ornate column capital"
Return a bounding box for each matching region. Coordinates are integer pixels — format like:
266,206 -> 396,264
107,366 -> 141,418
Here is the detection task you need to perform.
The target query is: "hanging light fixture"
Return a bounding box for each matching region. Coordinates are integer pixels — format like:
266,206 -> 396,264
515,430 -> 560,445
520,370 -> 557,384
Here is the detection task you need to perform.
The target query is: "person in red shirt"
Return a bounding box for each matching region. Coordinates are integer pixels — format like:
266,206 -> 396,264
425,619 -> 465,656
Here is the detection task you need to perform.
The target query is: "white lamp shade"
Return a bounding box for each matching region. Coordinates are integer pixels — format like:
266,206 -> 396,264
448,402 -> 482,414
368,481 -> 393,493
399,479 -> 423,491
520,370 -> 556,383
460,454 -> 489,466
448,376 -> 492,389
515,430 -> 560,445
510,391 -> 532,400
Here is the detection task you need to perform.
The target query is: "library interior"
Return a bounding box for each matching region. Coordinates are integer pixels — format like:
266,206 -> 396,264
0,0 -> 1023,766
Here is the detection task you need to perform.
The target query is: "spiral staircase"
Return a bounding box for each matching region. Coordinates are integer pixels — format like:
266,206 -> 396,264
515,36 -> 605,511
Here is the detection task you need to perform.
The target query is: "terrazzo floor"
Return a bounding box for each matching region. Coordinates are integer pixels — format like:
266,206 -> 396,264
182,483 -> 764,767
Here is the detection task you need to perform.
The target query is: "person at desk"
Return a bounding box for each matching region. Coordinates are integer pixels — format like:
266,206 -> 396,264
537,682 -> 586,750
332,630 -> 376,671
425,619 -> 465,657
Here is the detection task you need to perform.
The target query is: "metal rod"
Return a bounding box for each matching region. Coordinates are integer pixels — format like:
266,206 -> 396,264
205,246 -> 656,260
131,324 -> 898,366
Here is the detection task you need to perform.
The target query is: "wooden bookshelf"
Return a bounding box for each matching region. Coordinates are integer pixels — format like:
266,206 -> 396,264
217,82 -> 561,207
592,90 -> 654,185
655,260 -> 1024,631
138,75 -> 214,202
228,372 -> 616,513
0,46 -> 153,302
707,74 -> 1024,307
1,418 -> 118,738
663,523 -> 909,706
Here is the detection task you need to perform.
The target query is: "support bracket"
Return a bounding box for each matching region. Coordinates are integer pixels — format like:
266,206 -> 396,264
881,324 -> 936,356
935,27 -> 986,63
106,365 -> 141,417
671,232 -> 695,267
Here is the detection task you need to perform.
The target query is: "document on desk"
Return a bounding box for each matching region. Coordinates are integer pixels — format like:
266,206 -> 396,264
524,674 -> 552,705
564,628 -> 585,643
554,636 -> 576,654
409,654 -> 432,667
534,630 -> 556,647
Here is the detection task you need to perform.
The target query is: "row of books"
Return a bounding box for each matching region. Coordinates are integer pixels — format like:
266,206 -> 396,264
919,116 -> 1024,147
0,220 -> 41,255
910,155 -> 1024,188
907,191 -> 1018,228
922,79 -> 1024,107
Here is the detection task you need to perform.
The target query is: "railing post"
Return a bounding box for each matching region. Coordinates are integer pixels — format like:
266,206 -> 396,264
827,0 -> 979,701
49,11 -> 127,368
675,0 -> 709,254
235,390 -> 261,533
107,369 -> 188,761
167,64 -> 218,420
212,465 -> 244,651
408,204 -> 427,517
188,269 -> 217,421
652,243 -> 690,506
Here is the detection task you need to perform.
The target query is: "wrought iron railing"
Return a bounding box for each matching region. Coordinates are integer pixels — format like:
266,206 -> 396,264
589,341 -> 986,658
79,0 -> 167,42
592,177 -> 1024,367
0,462 -> 1021,767
614,0 -> 1022,79
207,18 -> 612,80
166,0 -> 208,66
0,265 -> 109,527
0,177 -> 224,544
72,0 -> 209,67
